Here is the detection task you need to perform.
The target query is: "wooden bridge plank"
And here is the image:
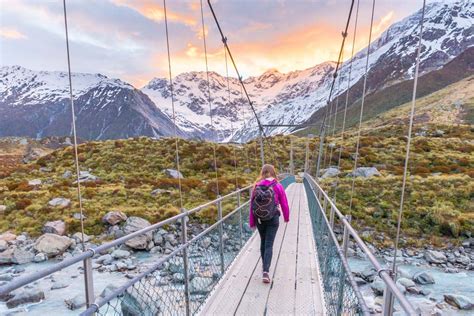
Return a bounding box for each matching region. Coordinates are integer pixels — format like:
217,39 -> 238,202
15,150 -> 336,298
199,183 -> 326,316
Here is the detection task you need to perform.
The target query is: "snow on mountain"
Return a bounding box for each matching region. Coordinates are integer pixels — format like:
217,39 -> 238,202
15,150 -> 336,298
0,65 -> 183,140
232,0 -> 474,142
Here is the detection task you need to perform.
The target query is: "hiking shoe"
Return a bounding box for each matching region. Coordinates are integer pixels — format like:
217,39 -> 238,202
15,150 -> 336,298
262,272 -> 270,284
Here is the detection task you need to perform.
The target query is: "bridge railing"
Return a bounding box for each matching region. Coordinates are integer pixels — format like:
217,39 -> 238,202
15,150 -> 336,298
0,174 -> 295,315
303,173 -> 417,316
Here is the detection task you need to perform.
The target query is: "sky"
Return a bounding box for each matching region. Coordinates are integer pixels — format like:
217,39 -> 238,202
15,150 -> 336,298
0,0 -> 430,88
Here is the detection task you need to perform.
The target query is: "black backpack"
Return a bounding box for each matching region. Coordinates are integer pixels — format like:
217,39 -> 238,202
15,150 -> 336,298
252,182 -> 278,222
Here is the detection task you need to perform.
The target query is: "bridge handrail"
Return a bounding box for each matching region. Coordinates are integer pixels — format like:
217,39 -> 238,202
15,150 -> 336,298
0,174 -> 296,315
0,184 -> 253,296
304,173 -> 418,315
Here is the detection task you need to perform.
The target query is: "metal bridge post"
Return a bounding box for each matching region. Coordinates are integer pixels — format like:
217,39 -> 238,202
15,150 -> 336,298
259,129 -> 265,166
342,215 -> 351,257
382,287 -> 395,316
290,137 -> 294,175
237,192 -> 243,248
304,138 -> 309,173
181,209 -> 191,316
217,197 -> 225,275
83,257 -> 95,309
329,205 -> 335,229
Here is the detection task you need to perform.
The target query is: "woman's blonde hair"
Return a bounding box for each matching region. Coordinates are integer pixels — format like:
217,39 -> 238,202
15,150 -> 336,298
255,164 -> 278,186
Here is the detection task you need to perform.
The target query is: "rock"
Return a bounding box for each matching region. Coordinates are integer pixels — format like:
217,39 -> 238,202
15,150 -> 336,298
444,267 -> 459,273
72,212 -> 86,220
62,170 -> 72,179
34,233 -> 73,256
433,129 -> 445,137
424,250 -> 447,264
360,266 -> 377,282
354,277 -> 367,286
164,233 -> 177,246
413,271 -> 435,284
16,234 -> 27,243
112,249 -> 131,259
0,240 -> 7,252
151,188 -> 172,196
0,232 -> 17,242
51,282 -> 69,290
96,254 -> 113,265
100,284 -> 119,298
0,248 -> 14,264
352,167 -> 381,178
48,197 -> 71,208
65,294 -> 86,310
397,277 -> 416,289
42,220 -> 66,235
201,237 -> 211,249
39,167 -> 51,173
164,168 -> 183,179
444,294 -> 473,310
74,171 -> 98,183
173,272 -> 185,283
115,261 -> 128,271
321,167 -> 340,179
153,232 -> 164,245
11,248 -> 34,264
456,255 -> 470,266
34,253 -> 47,263
0,205 -> 6,214
72,232 -> 91,243
28,179 -> 42,186
121,291 -> 154,315
371,278 -> 385,296
123,217 -> 152,250
6,289 -> 45,308
102,211 -> 128,226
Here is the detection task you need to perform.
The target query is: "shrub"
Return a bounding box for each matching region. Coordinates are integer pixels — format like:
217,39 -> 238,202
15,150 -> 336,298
15,198 -> 32,210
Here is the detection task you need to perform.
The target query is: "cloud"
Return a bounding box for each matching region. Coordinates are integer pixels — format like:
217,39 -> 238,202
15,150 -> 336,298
373,11 -> 395,36
0,27 -> 27,40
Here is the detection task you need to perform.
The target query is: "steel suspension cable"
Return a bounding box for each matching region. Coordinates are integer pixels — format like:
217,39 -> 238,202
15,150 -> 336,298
391,0 -> 426,274
333,0 -> 361,202
315,0 -> 355,178
62,0 -> 86,252
224,47 -> 240,190
163,0 -> 184,210
348,0 -> 376,214
200,0 -> 220,197
206,0 -> 281,170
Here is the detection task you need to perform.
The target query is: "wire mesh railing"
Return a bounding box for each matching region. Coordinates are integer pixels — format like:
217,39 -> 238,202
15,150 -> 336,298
0,174 -> 294,316
304,173 -> 418,316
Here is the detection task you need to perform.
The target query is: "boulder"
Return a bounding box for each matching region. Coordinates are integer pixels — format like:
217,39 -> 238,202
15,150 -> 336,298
413,271 -> 435,284
0,248 -> 14,264
102,211 -> 128,226
444,294 -> 473,310
0,240 -> 7,252
72,232 -> 91,243
100,284 -> 119,298
34,253 -> 47,263
123,217 -> 152,250
34,234 -> 73,256
164,168 -> 183,179
370,278 -> 385,296
65,294 -> 86,310
424,250 -> 447,264
62,170 -> 72,179
28,179 -> 42,186
51,282 -> 69,290
352,167 -> 381,178
42,220 -> 66,236
151,188 -> 172,196
6,289 -> 45,308
73,171 -> 98,183
96,254 -> 113,265
48,197 -> 71,208
0,232 -> 17,242
121,291 -> 154,315
0,273 -> 13,281
321,167 -> 340,179
397,277 -> 416,289
0,205 -> 7,214
11,248 -> 34,264
112,249 -> 131,259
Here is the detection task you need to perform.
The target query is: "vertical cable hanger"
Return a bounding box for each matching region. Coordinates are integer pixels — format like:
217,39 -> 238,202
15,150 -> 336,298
348,0 -> 376,214
200,0 -> 220,197
163,0 -> 184,211
62,0 -> 86,251
333,0 -> 361,202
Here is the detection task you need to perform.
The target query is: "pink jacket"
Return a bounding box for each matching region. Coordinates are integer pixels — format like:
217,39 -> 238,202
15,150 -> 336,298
249,178 -> 290,228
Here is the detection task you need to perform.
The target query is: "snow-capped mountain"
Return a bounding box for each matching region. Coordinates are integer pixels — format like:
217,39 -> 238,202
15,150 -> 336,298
0,66 -> 183,140
232,0 -> 473,141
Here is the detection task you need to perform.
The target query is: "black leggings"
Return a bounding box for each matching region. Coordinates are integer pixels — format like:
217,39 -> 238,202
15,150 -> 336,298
256,215 -> 280,272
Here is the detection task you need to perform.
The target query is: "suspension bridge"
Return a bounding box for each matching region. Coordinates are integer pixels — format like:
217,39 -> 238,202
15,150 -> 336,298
0,0 -> 431,314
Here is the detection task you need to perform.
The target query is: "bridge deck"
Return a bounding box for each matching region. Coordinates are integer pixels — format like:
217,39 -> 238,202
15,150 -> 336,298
200,183 -> 325,315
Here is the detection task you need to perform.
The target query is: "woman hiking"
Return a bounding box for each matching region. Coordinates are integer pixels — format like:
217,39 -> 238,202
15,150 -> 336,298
250,164 -> 290,284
